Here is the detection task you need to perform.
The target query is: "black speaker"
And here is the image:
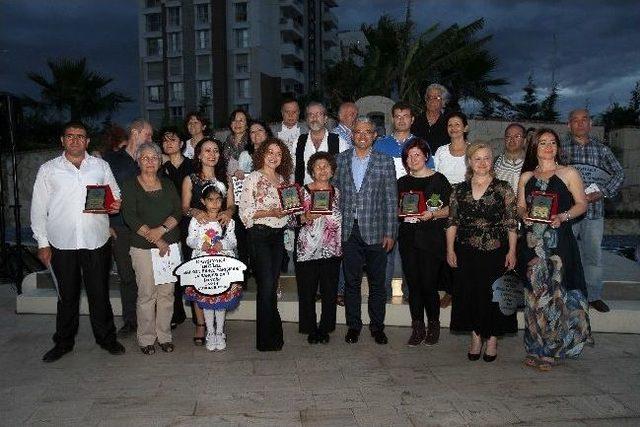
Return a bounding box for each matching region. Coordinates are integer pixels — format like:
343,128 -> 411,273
0,92 -> 23,151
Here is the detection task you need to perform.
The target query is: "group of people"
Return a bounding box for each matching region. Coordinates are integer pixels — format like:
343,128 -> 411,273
32,83 -> 625,372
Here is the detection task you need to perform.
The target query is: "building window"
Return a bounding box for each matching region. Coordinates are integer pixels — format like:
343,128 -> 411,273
169,82 -> 184,101
146,62 -> 163,80
145,0 -> 160,7
195,3 -> 209,24
235,2 -> 247,22
148,109 -> 163,125
236,79 -> 250,99
199,80 -> 212,98
196,30 -> 210,49
168,58 -> 182,77
146,38 -> 163,56
196,55 -> 211,75
145,13 -> 161,32
170,106 -> 184,121
167,32 -> 182,54
148,86 -> 163,103
235,29 -> 249,48
167,6 -> 181,27
235,54 -> 249,73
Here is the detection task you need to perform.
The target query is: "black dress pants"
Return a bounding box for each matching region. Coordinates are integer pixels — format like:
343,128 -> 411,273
398,242 -> 441,323
50,242 -> 117,349
343,223 -> 387,332
249,225 -> 284,351
295,257 -> 340,334
110,225 -> 137,326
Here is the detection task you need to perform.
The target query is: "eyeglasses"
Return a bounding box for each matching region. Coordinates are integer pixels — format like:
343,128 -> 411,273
353,130 -> 375,136
140,156 -> 159,162
64,134 -> 87,141
505,135 -> 524,141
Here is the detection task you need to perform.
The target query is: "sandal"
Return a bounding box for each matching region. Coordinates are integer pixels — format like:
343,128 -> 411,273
159,342 -> 174,353
140,345 -> 155,355
537,357 -> 555,372
193,323 -> 206,346
524,355 -> 539,368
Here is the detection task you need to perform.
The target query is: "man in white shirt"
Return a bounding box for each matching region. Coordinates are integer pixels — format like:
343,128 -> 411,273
272,98 -> 308,156
332,102 -> 359,147
31,121 -> 126,363
293,102 -> 348,185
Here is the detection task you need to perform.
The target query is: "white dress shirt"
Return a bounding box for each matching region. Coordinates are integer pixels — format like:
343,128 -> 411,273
30,153 -> 121,250
277,123 -> 303,157
296,131 -> 349,184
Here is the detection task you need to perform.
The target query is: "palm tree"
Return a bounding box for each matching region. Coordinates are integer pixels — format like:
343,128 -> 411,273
24,58 -> 131,122
325,15 -> 510,112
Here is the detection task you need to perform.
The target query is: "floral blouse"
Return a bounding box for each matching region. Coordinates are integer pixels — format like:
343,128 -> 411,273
448,178 -> 518,251
239,170 -> 289,229
296,186 -> 342,262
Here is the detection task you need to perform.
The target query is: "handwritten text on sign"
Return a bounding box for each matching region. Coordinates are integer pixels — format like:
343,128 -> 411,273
174,255 -> 247,295
491,273 -> 525,316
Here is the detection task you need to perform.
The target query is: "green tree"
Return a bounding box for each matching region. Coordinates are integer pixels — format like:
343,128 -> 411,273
515,75 -> 540,120
599,81 -> 640,132
24,58 -> 131,122
539,82 -> 560,122
324,15 -> 510,112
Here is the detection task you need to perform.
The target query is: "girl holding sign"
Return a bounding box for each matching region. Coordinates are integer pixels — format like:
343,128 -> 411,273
184,183 -> 242,351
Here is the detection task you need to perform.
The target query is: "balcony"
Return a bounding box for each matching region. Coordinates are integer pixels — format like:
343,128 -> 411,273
281,66 -> 305,83
280,17 -> 304,39
280,0 -> 303,17
322,9 -> 338,30
281,42 -> 304,62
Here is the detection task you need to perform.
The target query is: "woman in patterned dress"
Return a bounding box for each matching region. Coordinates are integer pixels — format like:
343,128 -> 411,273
516,128 -> 592,371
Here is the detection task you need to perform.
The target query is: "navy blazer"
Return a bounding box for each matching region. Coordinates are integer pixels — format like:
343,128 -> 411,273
333,148 -> 398,245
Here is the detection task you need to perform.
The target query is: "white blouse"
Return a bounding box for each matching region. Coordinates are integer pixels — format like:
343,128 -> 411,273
434,144 -> 467,184
239,171 -> 289,229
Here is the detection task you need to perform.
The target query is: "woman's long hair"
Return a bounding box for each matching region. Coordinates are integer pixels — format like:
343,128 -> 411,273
193,138 -> 228,182
521,128 -> 564,173
252,137 -> 293,181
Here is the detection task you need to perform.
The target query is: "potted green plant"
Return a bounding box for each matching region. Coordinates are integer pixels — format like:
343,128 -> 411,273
426,193 -> 443,211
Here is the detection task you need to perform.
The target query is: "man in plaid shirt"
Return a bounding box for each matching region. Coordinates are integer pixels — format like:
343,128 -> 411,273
561,109 -> 624,313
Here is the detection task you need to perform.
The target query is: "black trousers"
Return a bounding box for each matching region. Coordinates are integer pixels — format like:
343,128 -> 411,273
50,242 -> 117,348
398,242 -> 441,323
343,223 -> 387,332
249,225 -> 284,351
295,257 -> 340,334
110,225 -> 137,326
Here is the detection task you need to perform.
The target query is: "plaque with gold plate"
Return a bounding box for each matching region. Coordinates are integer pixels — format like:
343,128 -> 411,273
399,191 -> 425,217
84,185 -> 115,214
309,189 -> 333,214
278,183 -> 304,214
525,190 -> 558,223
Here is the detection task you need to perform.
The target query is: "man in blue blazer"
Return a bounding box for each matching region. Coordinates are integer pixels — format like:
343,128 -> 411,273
334,117 -> 398,344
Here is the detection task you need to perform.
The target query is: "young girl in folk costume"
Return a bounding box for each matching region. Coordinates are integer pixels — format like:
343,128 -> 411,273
184,182 -> 242,351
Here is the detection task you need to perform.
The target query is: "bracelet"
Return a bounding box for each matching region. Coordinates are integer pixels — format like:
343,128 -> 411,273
563,211 -> 571,222
161,224 -> 169,232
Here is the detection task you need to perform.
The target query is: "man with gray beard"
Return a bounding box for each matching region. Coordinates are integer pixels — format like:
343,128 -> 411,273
293,102 -> 349,186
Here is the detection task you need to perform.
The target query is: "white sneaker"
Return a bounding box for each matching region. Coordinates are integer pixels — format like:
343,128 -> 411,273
215,333 -> 226,351
205,332 -> 217,351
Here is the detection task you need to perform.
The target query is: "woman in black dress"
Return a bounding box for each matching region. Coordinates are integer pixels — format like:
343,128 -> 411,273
446,143 -> 518,362
397,139 -> 452,346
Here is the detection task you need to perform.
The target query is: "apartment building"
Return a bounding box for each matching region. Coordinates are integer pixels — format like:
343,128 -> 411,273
138,0 -> 339,127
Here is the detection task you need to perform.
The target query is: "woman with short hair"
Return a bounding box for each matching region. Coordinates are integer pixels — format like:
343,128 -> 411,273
121,142 -> 183,355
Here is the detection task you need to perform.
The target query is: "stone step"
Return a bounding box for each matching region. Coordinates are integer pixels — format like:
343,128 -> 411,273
16,270 -> 640,334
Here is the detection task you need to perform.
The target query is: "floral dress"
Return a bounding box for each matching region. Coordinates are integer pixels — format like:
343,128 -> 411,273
183,218 -> 242,310
519,175 -> 592,358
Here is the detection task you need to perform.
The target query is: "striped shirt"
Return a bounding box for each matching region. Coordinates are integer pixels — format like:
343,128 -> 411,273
560,135 -> 624,219
494,154 -> 524,194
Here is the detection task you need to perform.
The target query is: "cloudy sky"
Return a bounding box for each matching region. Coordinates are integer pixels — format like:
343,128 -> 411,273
2,0 -> 638,123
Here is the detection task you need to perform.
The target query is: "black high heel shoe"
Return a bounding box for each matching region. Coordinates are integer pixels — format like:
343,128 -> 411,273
483,353 -> 497,362
193,323 -> 206,346
468,352 -> 481,361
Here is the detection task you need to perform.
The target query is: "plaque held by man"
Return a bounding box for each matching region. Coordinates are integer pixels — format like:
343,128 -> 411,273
84,185 -> 115,213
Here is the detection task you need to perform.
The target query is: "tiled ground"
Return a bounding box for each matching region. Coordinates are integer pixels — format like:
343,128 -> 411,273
1,284 -> 639,426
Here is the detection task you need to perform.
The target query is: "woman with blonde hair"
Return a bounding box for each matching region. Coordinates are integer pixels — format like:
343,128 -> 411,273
446,143 -> 519,362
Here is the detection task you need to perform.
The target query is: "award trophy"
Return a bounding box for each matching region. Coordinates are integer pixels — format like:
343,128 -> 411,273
84,185 -> 115,213
277,183 -> 304,214
309,189 -> 333,214
525,191 -> 558,223
399,191 -> 425,217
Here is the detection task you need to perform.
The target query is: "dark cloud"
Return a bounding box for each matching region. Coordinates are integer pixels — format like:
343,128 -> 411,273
337,0 -> 640,118
1,0 -> 638,126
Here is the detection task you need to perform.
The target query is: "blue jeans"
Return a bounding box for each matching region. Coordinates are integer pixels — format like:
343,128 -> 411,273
384,243 -> 407,299
572,217 -> 604,302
